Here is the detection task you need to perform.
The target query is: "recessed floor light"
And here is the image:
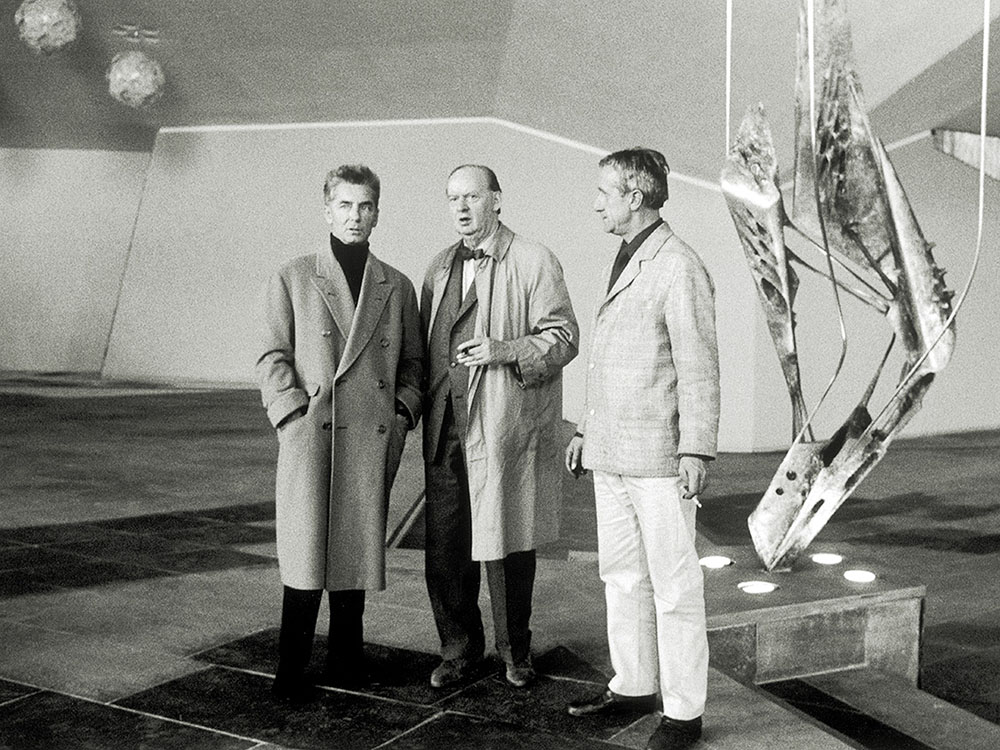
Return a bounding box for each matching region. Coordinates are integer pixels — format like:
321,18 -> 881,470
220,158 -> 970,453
699,555 -> 734,569
737,580 -> 778,594
843,569 -> 876,583
811,553 -> 844,565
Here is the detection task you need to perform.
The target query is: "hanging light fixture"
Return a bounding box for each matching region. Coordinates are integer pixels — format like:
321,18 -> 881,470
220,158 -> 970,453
14,0 -> 82,54
107,49 -> 165,108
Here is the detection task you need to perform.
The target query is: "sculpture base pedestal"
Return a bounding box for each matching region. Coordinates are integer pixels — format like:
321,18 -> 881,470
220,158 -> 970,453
703,543 -> 923,685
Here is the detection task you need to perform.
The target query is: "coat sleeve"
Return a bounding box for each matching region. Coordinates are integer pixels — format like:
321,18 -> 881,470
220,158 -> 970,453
664,256 -> 721,458
255,271 -> 309,428
395,276 -> 424,428
508,249 -> 580,389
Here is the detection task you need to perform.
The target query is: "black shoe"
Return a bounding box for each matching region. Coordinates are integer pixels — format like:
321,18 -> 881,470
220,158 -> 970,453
646,715 -> 702,750
430,657 -> 480,688
567,687 -> 658,717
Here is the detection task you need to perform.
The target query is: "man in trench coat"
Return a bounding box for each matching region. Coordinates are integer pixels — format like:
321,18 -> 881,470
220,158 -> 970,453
564,148 -> 720,750
421,164 -> 578,689
256,164 -> 423,700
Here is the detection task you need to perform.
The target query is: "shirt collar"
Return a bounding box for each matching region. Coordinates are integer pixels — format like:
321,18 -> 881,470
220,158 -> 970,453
620,218 -> 663,259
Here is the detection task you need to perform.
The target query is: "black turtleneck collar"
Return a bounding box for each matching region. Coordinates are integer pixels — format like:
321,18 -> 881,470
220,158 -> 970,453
330,233 -> 369,305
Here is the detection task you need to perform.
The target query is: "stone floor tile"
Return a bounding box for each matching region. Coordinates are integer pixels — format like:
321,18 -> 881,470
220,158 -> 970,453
0,690 -> 256,749
117,666 -> 437,750
380,711 -> 621,749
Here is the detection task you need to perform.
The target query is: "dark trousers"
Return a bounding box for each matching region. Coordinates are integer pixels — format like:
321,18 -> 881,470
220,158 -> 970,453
424,399 -> 536,666
275,585 -> 365,685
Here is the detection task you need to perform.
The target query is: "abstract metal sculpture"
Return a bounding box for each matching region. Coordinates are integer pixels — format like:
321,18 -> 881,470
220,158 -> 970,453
721,0 -> 957,570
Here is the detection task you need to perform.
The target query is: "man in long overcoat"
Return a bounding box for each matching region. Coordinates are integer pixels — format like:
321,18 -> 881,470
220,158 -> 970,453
256,164 -> 423,700
564,148 -> 720,750
422,164 -> 578,689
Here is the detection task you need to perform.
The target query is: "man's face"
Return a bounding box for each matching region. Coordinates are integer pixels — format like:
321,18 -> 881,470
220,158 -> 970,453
324,182 -> 379,245
594,165 -> 636,237
446,167 -> 500,246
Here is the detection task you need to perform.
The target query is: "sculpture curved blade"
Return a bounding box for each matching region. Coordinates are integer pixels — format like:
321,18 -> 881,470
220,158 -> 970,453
721,105 -> 809,437
725,0 -> 957,570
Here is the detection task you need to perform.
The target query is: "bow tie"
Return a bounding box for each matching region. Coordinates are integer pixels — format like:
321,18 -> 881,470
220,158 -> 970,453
457,246 -> 485,262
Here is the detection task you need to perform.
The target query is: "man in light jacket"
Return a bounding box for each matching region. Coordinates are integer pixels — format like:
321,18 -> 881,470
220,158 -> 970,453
421,164 -> 578,689
256,164 -> 423,701
564,148 -> 720,750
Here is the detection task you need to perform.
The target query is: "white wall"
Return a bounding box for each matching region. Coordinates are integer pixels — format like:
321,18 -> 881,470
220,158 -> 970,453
0,148 -> 148,372
98,120 -> 759,450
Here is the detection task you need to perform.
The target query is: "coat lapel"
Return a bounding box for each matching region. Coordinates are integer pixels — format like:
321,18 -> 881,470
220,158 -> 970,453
337,254 -> 390,378
313,250 -> 355,343
426,241 -> 462,340
599,222 -> 674,315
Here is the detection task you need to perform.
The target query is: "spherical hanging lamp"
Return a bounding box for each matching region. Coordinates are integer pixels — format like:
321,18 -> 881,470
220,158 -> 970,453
107,50 -> 165,108
14,0 -> 82,54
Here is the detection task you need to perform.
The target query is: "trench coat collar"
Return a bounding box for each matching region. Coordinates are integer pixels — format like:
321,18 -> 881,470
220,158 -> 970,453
426,222 -> 514,342
600,220 -> 674,313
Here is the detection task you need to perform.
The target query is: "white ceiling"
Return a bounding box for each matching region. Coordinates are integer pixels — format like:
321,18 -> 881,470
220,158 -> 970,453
0,0 -> 997,181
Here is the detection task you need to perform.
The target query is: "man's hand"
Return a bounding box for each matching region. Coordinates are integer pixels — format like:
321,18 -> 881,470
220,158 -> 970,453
679,456 -> 708,499
456,337 -> 516,367
564,434 -> 586,477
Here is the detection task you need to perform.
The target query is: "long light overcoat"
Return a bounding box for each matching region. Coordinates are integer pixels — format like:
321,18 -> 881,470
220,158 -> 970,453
579,222 -> 720,476
422,223 -> 579,561
257,248 -> 423,591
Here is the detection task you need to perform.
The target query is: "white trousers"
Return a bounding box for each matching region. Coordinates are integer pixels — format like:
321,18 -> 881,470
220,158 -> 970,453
594,471 -> 708,720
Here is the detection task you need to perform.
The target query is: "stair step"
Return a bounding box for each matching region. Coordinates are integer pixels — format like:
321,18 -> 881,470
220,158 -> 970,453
804,668 -> 1000,750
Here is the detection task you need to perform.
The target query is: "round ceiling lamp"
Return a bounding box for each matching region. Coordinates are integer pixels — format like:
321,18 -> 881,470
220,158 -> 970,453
107,50 -> 165,108
14,0 -> 82,54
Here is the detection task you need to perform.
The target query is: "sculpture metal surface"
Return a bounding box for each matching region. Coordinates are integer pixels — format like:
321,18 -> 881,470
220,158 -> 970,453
721,0 -> 957,571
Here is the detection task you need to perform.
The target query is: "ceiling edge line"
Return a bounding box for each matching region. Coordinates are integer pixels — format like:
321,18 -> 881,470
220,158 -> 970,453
158,116 -> 722,194
885,129 -> 933,152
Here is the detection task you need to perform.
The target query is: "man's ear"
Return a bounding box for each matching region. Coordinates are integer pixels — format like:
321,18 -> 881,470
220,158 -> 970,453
493,190 -> 502,215
628,190 -> 645,211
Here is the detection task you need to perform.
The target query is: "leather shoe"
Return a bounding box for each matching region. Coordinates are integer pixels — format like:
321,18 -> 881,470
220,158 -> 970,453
430,658 -> 477,688
567,687 -> 658,717
505,656 -> 536,688
646,715 -> 702,750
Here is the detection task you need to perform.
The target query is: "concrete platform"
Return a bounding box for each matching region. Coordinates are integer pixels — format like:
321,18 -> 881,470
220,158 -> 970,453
700,542 -> 924,686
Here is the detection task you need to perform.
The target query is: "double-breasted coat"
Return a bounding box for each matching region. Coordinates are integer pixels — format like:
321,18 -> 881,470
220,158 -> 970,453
579,222 -> 720,476
256,247 -> 423,591
421,223 -> 579,561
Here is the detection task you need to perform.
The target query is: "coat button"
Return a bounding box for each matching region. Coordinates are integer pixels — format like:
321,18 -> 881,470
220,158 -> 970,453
377,424 -> 387,434
377,379 -> 386,389
380,338 -> 390,347
450,361 -> 457,368
322,422 -> 332,431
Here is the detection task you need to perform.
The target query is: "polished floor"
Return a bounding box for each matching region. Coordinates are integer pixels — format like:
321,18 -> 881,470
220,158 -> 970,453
2,382 -> 999,748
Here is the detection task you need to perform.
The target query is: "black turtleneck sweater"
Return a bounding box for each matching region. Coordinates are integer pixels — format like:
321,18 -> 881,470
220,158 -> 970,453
330,234 -> 369,305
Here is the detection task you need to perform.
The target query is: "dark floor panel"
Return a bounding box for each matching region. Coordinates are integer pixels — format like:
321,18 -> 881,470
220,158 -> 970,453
190,503 -> 275,524
159,522 -> 275,546
0,679 -> 39,705
49,531 -> 208,564
438,673 -> 633,743
381,711 -> 620,750
0,546 -> 84,573
0,568 -> 61,598
31,558 -> 167,589
194,629 -> 479,706
89,512 -> 228,534
0,523 -> 118,547
0,690 -> 256,749
116,666 -> 436,750
763,679 -> 935,750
